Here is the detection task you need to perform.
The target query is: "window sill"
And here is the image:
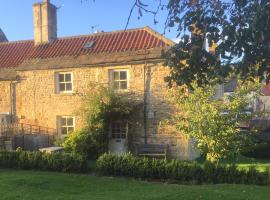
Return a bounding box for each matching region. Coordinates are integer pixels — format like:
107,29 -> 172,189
114,89 -> 130,93
56,92 -> 75,96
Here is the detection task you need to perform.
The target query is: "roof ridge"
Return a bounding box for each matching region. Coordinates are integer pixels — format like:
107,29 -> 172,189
54,27 -> 150,40
0,39 -> 33,45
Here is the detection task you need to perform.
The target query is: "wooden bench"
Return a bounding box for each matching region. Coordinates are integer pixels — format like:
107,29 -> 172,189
137,144 -> 168,159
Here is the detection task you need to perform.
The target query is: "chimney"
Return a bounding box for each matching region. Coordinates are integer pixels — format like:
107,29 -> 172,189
0,28 -> 8,42
33,0 -> 57,45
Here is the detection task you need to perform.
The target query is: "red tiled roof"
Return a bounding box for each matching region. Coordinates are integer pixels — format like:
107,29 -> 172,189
0,27 -> 172,69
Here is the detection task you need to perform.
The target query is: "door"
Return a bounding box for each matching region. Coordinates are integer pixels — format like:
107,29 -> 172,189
108,122 -> 128,154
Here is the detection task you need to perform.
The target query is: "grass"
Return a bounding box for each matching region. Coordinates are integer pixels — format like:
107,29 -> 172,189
235,159 -> 270,172
195,156 -> 270,172
0,170 -> 270,200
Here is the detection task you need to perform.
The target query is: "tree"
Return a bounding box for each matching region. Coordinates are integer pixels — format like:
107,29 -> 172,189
124,0 -> 270,88
170,80 -> 261,163
164,0 -> 270,88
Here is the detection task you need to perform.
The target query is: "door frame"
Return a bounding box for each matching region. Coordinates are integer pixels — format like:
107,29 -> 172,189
108,121 -> 129,154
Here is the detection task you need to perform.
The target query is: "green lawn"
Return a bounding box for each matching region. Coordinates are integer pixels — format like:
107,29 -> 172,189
223,157 -> 270,172
195,157 -> 270,172
0,170 -> 269,200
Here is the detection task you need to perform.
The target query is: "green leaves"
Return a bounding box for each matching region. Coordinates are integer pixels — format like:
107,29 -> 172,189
170,81 -> 261,163
63,83 -> 136,158
165,0 -> 270,87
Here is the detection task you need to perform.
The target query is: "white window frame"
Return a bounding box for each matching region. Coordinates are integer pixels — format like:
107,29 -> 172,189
110,69 -> 129,91
56,72 -> 74,94
57,116 -> 75,135
109,121 -> 128,140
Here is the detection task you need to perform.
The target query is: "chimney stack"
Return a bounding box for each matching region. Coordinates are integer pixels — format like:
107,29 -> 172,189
33,0 -> 57,45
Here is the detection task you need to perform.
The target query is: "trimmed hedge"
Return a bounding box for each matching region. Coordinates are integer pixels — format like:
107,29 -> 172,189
0,149 -> 88,173
96,153 -> 270,185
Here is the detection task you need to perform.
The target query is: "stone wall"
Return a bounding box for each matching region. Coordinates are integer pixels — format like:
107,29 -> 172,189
0,62 -> 199,159
0,81 -> 11,114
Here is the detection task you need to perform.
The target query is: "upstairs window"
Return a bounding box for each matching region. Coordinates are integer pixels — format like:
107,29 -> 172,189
57,72 -> 73,93
111,70 -> 129,91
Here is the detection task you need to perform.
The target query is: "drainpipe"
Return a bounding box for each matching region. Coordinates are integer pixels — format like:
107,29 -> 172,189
9,76 -> 20,123
9,81 -> 13,123
143,62 -> 148,144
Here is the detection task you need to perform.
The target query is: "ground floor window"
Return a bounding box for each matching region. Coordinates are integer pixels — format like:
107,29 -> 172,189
58,116 -> 75,135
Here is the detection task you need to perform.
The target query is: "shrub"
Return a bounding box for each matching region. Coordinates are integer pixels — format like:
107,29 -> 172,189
63,83 -> 136,159
64,129 -> 107,159
0,149 -> 88,173
96,153 -> 270,185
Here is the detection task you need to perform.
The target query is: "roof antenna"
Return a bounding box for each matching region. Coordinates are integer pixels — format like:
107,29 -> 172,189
91,25 -> 100,33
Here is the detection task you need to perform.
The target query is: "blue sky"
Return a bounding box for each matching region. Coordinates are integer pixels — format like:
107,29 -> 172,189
0,0 -> 177,42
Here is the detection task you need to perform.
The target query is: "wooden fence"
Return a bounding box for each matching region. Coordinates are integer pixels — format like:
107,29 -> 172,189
0,123 -> 57,137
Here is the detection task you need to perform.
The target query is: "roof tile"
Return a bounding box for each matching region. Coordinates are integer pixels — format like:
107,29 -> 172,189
0,27 -> 172,69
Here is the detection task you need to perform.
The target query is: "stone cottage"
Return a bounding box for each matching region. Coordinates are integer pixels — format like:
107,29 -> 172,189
1,0 -> 269,159
0,0 -> 200,159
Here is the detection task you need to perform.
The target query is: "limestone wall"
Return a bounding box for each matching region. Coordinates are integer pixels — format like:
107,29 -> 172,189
0,63 -> 199,159
0,81 -> 11,114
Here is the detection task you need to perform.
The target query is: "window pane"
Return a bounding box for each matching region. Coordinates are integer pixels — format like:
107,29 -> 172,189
121,134 -> 126,139
120,81 -> 127,90
59,83 -> 66,91
113,81 -> 120,90
65,74 -> 72,82
61,118 -> 67,126
121,128 -> 126,134
113,72 -> 120,80
68,127 -> 74,133
66,83 -> 73,91
67,118 -> 73,126
61,127 -> 68,135
59,74 -> 65,82
120,71 -> 127,80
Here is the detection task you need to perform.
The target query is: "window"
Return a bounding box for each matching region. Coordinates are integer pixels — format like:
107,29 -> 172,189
111,70 -> 128,91
59,116 -> 75,135
57,72 -> 73,93
110,122 -> 127,139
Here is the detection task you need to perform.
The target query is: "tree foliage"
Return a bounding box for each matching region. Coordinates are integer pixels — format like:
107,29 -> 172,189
164,0 -> 270,87
121,0 -> 269,87
170,80 -> 261,163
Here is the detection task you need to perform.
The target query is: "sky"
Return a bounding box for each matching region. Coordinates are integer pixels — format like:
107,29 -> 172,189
0,0 -> 178,42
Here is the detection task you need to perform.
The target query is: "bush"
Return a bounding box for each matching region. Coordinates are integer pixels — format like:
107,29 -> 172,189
244,143 -> 270,159
63,83 -> 136,159
96,153 -> 270,185
0,149 -> 88,173
64,129 -> 107,159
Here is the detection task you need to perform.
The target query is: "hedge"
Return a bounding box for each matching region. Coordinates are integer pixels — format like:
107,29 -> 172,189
96,153 -> 270,185
0,149 -> 88,173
